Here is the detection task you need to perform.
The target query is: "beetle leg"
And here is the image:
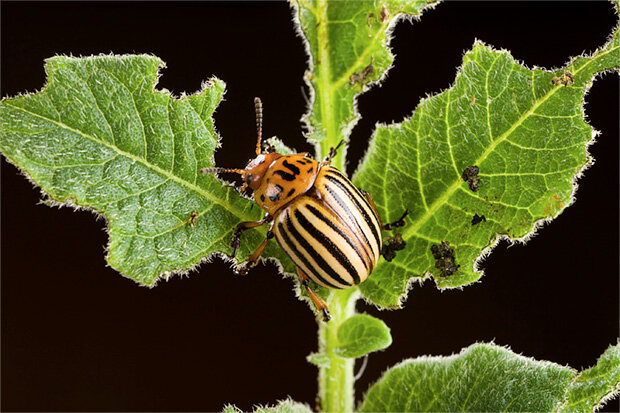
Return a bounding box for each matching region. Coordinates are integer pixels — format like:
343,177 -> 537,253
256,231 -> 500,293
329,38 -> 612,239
297,268 -> 331,322
358,189 -> 384,228
230,215 -> 272,259
359,189 -> 408,260
383,209 -> 409,231
235,222 -> 275,275
323,139 -> 346,165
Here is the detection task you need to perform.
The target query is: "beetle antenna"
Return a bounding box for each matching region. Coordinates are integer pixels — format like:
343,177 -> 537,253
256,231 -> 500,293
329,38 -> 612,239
254,97 -> 263,155
200,167 -> 246,175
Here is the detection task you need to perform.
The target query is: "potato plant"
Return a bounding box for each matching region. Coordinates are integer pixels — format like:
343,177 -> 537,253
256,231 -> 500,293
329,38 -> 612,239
1,1 -> 618,411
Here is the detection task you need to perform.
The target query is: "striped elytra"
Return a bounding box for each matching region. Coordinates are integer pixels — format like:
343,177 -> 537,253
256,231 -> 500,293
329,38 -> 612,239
201,98 -> 406,321
273,166 -> 382,289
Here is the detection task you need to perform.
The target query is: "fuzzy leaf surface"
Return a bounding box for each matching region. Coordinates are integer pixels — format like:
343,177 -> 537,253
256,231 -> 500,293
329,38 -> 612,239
559,343 -> 620,412
0,55 -> 294,286
294,0 -> 439,164
359,342 -> 577,412
353,33 -> 620,307
335,314 -> 392,358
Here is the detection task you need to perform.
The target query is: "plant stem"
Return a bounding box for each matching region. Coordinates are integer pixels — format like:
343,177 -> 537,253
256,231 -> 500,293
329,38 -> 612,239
318,288 -> 360,412
312,1 -> 357,409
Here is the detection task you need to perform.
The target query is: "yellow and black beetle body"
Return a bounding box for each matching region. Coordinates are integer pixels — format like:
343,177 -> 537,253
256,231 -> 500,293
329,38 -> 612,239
273,165 -> 382,289
201,98 -> 407,321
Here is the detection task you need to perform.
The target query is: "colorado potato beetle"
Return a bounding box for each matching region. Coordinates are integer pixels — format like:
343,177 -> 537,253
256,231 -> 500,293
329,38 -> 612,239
201,98 -> 408,321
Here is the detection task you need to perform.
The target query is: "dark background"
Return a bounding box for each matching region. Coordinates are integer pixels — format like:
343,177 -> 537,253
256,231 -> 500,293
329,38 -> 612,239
1,1 -> 618,411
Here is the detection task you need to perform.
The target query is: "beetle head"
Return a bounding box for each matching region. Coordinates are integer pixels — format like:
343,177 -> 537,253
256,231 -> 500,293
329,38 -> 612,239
242,152 -> 282,191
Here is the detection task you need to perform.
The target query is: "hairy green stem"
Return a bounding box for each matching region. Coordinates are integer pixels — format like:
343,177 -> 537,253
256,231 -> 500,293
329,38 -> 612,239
311,1 -> 358,410
318,288 -> 359,412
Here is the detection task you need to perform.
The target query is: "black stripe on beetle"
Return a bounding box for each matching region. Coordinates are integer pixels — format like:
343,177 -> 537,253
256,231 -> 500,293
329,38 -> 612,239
330,168 -> 371,206
306,204 -> 369,271
324,173 -> 382,250
285,213 -> 351,288
321,182 -> 375,263
294,210 -> 361,285
276,221 -> 338,288
287,188 -> 296,197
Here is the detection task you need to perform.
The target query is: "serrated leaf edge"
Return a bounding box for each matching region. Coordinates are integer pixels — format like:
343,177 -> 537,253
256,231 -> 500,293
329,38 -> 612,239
0,53 -> 259,288
556,341 -> 620,412
223,397 -> 313,413
358,341 -> 580,412
355,22 -> 619,308
289,0 -> 443,163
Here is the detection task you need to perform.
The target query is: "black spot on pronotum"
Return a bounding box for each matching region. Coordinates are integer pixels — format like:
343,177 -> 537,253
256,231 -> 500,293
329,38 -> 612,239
273,170 -> 296,181
296,159 -> 308,165
260,194 -> 266,202
269,192 -> 281,202
461,165 -> 480,192
471,214 -> 486,225
287,188 -> 296,197
307,167 -> 314,174
381,233 -> 406,262
275,184 -> 283,192
282,159 -> 300,175
430,241 -> 460,277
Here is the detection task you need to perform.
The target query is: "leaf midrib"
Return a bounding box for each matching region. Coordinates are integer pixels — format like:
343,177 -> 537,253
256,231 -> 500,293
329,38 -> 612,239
2,101 -> 250,220
316,0 -> 340,166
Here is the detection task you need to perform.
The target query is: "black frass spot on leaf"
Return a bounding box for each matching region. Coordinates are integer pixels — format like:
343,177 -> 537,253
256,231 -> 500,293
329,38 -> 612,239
431,241 -> 460,277
381,233 -> 406,262
471,214 -> 486,226
188,211 -> 199,228
551,70 -> 574,87
462,166 -> 480,192
349,57 -> 374,86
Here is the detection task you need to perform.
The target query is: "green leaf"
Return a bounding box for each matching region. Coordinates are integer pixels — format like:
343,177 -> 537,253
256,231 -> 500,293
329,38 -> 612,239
294,0 -> 440,166
354,34 -> 620,307
560,343 -> 620,412
265,136 -> 296,156
0,55 -> 294,286
223,399 -> 313,413
360,342 -> 620,412
359,342 -> 577,412
307,352 -> 332,368
334,314 -> 392,358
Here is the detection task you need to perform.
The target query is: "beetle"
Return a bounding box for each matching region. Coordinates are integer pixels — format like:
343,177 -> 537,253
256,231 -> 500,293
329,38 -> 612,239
201,98 -> 407,321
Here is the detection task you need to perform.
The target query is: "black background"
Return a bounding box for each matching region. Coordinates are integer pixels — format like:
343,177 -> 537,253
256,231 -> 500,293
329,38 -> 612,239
1,1 -> 618,412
